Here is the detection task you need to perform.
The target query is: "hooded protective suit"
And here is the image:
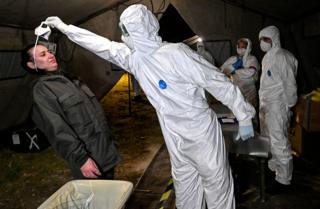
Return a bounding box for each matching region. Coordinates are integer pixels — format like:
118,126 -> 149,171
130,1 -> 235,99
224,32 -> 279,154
45,4 -> 255,209
258,26 -> 298,185
221,38 -> 260,108
197,42 -> 215,66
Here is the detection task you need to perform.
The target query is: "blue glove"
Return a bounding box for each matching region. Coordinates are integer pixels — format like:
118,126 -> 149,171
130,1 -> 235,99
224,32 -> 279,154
231,58 -> 243,73
236,124 -> 254,141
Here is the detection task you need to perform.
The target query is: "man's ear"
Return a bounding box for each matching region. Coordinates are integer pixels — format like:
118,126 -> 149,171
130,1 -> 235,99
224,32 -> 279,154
27,61 -> 36,70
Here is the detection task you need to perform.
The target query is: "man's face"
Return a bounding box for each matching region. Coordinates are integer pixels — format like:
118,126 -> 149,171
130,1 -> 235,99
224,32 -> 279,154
197,43 -> 204,52
28,45 -> 58,71
237,40 -> 248,49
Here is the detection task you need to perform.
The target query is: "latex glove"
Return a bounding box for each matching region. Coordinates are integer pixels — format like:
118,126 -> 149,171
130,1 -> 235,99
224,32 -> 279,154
45,16 -> 68,33
231,58 -> 243,73
236,122 -> 254,141
80,158 -> 101,178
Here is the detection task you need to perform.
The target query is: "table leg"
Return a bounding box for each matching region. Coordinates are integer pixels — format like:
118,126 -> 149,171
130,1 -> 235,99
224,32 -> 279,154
259,158 -> 266,202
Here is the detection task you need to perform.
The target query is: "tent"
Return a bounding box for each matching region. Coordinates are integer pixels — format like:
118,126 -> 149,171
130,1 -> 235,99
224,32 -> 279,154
1,0 -> 320,131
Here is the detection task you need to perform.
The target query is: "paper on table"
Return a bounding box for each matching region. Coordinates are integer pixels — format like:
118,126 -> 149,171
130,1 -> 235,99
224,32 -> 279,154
221,118 -> 236,123
217,113 -> 235,118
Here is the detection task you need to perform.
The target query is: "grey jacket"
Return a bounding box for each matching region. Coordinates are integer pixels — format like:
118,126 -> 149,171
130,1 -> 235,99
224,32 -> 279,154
32,73 -> 120,178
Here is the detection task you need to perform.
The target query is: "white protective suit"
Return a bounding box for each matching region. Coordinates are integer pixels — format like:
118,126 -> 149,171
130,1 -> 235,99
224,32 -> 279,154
48,4 -> 255,209
258,26 -> 298,185
221,38 -> 260,108
197,42 -> 215,66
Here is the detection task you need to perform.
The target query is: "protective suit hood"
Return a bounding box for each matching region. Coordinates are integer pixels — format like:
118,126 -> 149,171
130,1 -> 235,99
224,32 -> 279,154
197,41 -> 205,53
238,38 -> 252,65
120,4 -> 162,54
259,25 -> 281,49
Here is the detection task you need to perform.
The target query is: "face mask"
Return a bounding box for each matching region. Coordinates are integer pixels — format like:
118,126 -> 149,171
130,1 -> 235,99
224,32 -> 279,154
35,22 -> 51,40
260,40 -> 272,52
121,35 -> 134,49
236,47 -> 246,56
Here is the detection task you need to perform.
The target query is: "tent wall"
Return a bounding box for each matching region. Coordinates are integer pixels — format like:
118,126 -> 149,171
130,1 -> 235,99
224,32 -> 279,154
171,0 -> 292,63
57,0 -> 170,98
57,8 -> 124,99
0,28 -> 33,50
0,0 -> 170,132
290,12 -> 320,92
0,0 -> 318,132
170,0 -> 319,92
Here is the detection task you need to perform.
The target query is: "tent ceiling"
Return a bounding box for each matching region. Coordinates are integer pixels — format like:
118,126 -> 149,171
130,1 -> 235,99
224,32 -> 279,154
0,0 -> 124,29
223,0 -> 320,22
0,0 -> 319,30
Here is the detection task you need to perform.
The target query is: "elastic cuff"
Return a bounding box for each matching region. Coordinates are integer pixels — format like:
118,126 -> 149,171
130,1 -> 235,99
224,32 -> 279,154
239,119 -> 252,127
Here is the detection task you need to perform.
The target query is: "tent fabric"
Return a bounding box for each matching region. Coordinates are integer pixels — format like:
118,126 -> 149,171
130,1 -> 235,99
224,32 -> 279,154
0,0 -> 319,132
0,74 -> 38,131
0,51 -> 26,79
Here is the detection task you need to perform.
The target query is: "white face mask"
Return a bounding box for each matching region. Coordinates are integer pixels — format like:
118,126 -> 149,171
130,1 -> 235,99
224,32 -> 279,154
260,40 -> 272,52
236,47 -> 246,56
34,22 -> 51,40
121,35 -> 134,49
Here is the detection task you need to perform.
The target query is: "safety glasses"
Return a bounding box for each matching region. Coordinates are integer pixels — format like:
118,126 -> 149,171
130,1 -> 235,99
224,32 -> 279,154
259,37 -> 272,43
119,23 -> 129,37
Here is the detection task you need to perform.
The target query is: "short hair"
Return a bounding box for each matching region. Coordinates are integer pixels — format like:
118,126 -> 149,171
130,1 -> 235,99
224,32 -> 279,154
237,39 -> 248,47
20,43 -> 46,73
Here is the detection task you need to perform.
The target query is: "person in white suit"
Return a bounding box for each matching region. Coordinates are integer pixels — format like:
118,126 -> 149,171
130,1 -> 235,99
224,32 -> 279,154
221,38 -> 260,109
197,41 -> 215,66
44,4 -> 255,209
259,25 -> 298,188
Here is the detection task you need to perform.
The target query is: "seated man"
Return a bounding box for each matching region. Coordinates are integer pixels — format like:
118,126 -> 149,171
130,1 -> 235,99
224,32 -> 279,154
20,43 -> 121,179
220,38 -> 260,109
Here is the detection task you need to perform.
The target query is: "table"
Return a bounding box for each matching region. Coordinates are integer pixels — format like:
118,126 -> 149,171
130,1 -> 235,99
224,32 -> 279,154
212,103 -> 270,201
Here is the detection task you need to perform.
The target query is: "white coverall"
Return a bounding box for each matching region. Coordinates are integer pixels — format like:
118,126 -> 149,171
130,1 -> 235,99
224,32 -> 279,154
197,42 -> 215,66
221,38 -> 260,108
49,4 -> 255,209
259,26 -> 298,185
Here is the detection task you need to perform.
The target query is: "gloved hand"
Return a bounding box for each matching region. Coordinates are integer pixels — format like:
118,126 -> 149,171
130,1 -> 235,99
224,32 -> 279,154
45,16 -> 68,33
236,121 -> 254,141
231,58 -> 243,73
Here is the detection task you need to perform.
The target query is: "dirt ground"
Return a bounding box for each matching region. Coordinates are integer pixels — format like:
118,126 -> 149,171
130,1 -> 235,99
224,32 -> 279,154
0,74 -> 164,209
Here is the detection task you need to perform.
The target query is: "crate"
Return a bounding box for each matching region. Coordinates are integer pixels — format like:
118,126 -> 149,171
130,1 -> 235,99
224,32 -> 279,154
292,123 -> 320,157
294,96 -> 320,132
38,180 -> 133,209
292,124 -> 303,155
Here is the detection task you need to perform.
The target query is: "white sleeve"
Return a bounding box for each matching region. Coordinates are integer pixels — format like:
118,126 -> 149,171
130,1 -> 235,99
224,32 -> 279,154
220,56 -> 237,75
64,25 -> 132,72
177,44 -> 255,124
235,55 -> 260,81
